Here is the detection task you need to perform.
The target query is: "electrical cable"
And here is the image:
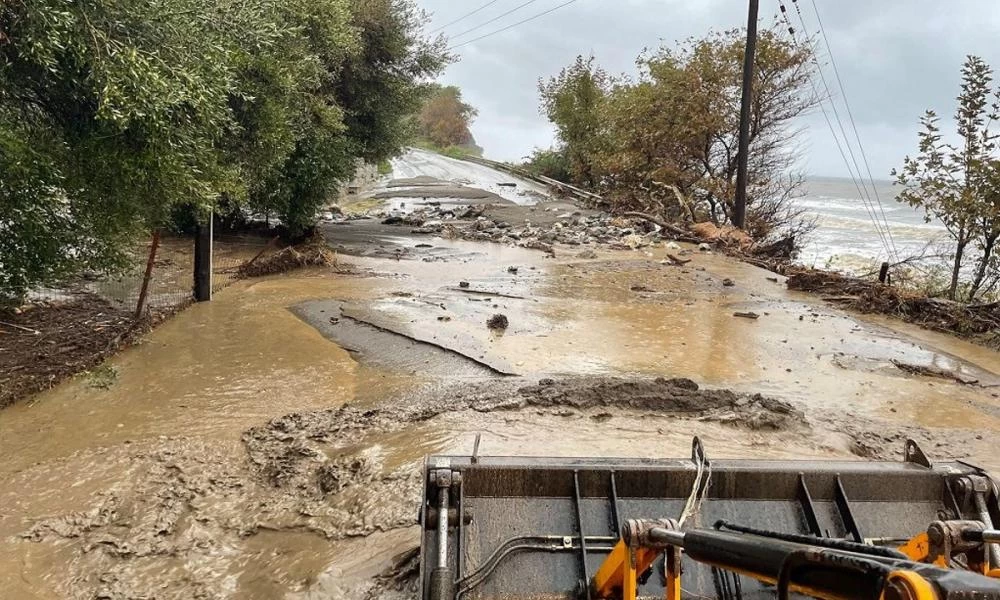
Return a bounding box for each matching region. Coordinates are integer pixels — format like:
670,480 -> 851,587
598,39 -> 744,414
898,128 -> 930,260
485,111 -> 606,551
778,1 -> 897,262
428,0 -> 503,35
447,0 -> 544,42
793,0 -> 900,262
448,0 -> 580,50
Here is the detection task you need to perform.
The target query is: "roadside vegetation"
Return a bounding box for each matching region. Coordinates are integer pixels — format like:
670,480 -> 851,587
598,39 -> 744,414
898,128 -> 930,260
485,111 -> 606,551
412,83 -> 483,158
523,26 -> 819,243
893,55 -> 1000,302
0,0 -> 449,306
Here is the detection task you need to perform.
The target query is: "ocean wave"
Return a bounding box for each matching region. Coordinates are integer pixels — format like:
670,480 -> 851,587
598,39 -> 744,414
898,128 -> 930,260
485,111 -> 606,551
795,196 -> 906,214
812,212 -> 946,234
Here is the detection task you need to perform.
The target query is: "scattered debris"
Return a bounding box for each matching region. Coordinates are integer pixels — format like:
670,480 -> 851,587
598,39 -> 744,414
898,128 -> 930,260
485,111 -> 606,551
486,314 -> 509,330
665,254 -> 692,266
891,360 -> 980,385
630,284 -> 656,293
690,222 -> 754,250
0,295 -> 170,408
451,288 -> 527,300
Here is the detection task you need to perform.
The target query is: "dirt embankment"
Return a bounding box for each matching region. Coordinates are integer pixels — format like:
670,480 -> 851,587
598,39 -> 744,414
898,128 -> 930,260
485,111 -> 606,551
0,295 -> 175,408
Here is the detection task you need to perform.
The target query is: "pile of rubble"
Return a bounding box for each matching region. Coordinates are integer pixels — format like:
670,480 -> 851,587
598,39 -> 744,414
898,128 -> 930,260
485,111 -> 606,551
378,204 -> 663,256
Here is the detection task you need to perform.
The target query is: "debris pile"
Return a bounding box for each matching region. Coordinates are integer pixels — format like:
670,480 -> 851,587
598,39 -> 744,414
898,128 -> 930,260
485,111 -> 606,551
786,267 -> 1000,348
486,314 -> 509,330
239,237 -> 342,277
452,213 -> 663,252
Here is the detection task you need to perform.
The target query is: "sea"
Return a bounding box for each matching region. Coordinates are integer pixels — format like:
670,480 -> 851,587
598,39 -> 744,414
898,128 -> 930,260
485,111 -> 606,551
793,177 -> 950,272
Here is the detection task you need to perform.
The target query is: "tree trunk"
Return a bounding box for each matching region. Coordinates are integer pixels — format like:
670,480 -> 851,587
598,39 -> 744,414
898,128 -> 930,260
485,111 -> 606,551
969,231 -> 999,301
949,238 -> 967,300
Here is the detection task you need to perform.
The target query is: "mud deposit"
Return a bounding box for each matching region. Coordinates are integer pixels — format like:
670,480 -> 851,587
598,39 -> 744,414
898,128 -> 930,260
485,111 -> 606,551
7,377 -> 811,599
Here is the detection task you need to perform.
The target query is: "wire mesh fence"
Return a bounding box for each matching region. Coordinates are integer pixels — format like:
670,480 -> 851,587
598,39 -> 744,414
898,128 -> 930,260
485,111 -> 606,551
31,235 -> 195,313
2,228 -> 277,407
212,233 -> 278,294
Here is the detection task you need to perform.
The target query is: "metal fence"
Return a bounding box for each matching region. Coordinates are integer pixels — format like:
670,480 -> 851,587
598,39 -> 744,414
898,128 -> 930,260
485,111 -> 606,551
30,229 -> 275,316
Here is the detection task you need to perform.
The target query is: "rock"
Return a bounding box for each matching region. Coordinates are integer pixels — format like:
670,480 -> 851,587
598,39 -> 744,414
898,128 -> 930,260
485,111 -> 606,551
459,281 -> 470,288
665,241 -> 682,250
487,314 -> 509,330
621,233 -> 646,249
522,240 -> 555,255
507,266 -> 519,274
698,243 -> 713,252
576,249 -> 598,259
733,312 -> 760,320
722,278 -> 735,287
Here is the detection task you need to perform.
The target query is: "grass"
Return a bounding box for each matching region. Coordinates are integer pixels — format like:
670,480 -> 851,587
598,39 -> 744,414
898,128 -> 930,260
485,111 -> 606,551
412,138 -> 483,160
84,364 -> 118,389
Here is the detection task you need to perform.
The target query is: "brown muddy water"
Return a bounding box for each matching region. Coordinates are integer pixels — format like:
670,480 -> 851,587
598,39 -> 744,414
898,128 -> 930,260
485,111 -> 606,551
2,231 -> 1000,599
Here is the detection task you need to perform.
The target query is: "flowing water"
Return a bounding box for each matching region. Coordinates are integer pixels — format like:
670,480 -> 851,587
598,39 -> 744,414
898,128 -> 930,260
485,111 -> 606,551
3,221 -> 1000,598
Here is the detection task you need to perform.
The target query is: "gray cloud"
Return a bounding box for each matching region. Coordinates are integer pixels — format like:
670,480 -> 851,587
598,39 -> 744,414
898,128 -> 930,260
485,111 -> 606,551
418,0 -> 1000,178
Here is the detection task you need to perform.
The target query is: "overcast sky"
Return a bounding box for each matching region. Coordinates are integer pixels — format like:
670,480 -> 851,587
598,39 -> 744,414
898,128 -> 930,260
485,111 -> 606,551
415,0 -> 1000,178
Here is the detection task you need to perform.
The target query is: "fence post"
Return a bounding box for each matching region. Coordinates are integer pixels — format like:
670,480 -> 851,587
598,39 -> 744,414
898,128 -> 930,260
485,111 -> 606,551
194,211 -> 213,302
878,261 -> 890,284
135,230 -> 161,320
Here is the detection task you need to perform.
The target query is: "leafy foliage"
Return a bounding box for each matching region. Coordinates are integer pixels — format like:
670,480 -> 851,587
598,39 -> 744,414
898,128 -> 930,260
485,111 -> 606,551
531,26 -> 818,240
417,84 -> 478,149
894,56 -> 1000,300
0,0 -> 447,303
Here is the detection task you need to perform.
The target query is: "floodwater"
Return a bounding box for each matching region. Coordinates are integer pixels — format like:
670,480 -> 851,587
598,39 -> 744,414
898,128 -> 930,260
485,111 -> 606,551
3,225 -> 1000,598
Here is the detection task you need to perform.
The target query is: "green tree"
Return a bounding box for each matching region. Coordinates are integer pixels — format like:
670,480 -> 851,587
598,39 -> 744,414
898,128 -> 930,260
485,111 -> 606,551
894,56 -> 1000,300
538,56 -> 610,187
0,0 -> 448,302
1,0 -> 274,304
536,28 -> 816,238
418,84 -> 478,148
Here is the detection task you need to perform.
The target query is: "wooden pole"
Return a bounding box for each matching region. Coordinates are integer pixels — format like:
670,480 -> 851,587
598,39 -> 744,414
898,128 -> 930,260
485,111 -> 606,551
135,231 -> 161,320
733,0 -> 760,230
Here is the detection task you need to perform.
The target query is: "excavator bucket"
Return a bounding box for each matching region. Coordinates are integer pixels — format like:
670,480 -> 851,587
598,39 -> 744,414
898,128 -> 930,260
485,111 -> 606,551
418,439 -> 1000,600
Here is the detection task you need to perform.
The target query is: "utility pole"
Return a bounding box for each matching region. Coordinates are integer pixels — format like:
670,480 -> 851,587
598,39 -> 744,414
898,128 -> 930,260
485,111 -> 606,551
733,0 -> 759,230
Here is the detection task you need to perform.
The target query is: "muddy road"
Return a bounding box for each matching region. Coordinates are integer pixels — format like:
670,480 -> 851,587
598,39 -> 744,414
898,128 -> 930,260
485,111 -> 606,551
3,152 -> 1000,599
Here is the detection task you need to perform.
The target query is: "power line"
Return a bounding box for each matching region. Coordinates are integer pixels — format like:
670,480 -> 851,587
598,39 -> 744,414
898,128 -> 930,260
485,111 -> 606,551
788,0 -> 898,263
428,0 -> 504,35
447,0 -> 544,42
448,0 -> 580,50
779,0 -> 898,262
805,0 -> 900,263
